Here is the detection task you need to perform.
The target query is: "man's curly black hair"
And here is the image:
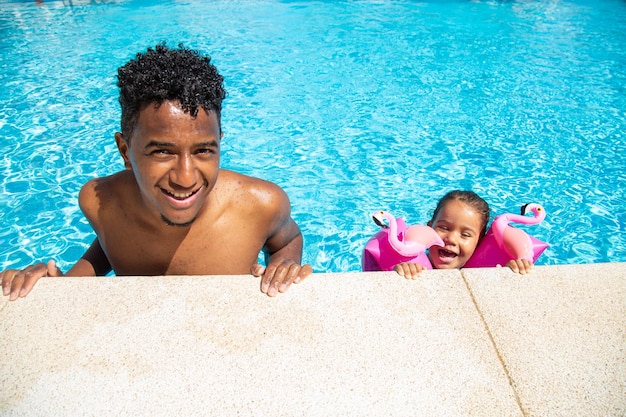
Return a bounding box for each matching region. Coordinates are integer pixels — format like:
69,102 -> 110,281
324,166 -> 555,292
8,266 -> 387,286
117,43 -> 226,140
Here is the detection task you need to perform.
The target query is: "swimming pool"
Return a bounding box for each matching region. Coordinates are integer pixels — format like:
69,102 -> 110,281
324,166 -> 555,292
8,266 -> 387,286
1,0 -> 625,273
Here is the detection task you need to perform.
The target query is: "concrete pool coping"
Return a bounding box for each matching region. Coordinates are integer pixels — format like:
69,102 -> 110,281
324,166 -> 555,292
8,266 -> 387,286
1,263 -> 625,416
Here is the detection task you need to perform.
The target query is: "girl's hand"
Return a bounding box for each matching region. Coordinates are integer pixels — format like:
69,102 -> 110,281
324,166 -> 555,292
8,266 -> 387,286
394,262 -> 425,280
505,259 -> 533,275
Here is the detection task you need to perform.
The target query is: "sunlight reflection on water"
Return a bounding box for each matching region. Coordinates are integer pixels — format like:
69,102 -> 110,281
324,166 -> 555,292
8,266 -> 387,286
0,0 -> 625,272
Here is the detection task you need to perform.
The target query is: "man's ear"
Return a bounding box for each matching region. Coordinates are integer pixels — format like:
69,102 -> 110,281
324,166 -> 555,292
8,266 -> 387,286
115,132 -> 132,170
427,220 -> 433,227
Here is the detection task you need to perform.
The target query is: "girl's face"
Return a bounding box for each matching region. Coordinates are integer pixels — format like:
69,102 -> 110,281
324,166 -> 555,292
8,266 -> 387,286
428,199 -> 483,269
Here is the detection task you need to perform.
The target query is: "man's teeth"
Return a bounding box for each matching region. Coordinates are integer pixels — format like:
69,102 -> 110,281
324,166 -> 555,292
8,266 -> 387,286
167,190 -> 195,199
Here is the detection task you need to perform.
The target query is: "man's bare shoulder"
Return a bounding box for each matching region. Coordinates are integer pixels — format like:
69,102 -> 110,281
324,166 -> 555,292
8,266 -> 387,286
215,170 -> 294,243
78,171 -> 136,213
218,169 -> 288,202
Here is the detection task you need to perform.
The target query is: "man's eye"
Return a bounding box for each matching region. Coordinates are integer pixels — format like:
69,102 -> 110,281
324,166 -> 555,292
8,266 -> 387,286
195,149 -> 217,157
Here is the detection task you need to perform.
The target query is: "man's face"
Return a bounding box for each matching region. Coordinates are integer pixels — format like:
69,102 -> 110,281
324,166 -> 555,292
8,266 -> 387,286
117,100 -> 222,227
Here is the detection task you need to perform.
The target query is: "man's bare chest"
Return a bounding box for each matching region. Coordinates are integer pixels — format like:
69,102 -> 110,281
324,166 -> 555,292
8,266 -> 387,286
101,226 -> 265,276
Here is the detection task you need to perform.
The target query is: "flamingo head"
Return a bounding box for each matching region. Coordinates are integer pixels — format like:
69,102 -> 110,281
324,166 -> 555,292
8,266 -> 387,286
372,211 -> 391,229
521,203 -> 546,222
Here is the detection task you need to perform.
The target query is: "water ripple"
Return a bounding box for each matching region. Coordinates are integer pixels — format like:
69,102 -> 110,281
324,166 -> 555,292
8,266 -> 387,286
1,0 -> 625,273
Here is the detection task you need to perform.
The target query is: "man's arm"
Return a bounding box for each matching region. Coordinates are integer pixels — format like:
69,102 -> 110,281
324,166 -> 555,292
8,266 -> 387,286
253,219 -> 311,296
68,238 -> 112,276
249,183 -> 312,297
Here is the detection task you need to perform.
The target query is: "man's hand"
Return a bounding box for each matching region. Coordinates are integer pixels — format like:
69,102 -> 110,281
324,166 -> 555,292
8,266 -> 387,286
251,260 -> 312,297
1,260 -> 63,301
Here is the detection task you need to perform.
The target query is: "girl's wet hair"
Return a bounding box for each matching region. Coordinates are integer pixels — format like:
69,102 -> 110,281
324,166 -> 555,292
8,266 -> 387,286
117,42 -> 226,140
431,190 -> 490,238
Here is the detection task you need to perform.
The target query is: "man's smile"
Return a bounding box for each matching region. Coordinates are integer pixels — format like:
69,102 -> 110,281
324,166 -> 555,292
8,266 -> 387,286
162,187 -> 201,200
160,186 -> 204,209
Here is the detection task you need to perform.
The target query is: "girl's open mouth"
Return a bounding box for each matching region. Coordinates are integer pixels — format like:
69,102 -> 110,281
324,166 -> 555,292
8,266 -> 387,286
438,248 -> 458,260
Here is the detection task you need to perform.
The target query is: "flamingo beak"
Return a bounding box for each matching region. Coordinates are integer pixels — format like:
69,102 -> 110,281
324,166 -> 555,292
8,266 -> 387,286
521,204 -> 529,215
373,216 -> 388,229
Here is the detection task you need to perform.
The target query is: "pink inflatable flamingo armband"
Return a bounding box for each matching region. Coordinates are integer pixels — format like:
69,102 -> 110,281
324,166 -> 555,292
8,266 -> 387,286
362,211 -> 444,271
464,203 -> 549,268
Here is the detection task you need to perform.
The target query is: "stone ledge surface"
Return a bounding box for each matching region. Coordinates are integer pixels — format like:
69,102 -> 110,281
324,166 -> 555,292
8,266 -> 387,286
1,263 -> 624,416
462,263 -> 626,417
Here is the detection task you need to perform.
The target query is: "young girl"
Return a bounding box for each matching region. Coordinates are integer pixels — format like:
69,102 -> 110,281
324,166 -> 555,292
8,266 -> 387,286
394,190 -> 533,279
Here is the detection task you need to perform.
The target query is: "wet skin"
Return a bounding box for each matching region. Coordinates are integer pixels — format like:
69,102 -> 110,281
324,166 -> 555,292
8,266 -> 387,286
2,100 -> 311,299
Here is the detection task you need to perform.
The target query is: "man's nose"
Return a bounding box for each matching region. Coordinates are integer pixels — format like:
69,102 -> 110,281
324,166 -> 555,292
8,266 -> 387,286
170,155 -> 197,188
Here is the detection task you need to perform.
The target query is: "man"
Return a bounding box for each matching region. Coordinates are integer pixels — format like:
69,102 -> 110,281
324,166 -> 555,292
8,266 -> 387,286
2,43 -> 311,300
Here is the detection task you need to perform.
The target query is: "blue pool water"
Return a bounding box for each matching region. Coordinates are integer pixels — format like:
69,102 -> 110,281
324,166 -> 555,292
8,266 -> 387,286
1,0 -> 625,273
